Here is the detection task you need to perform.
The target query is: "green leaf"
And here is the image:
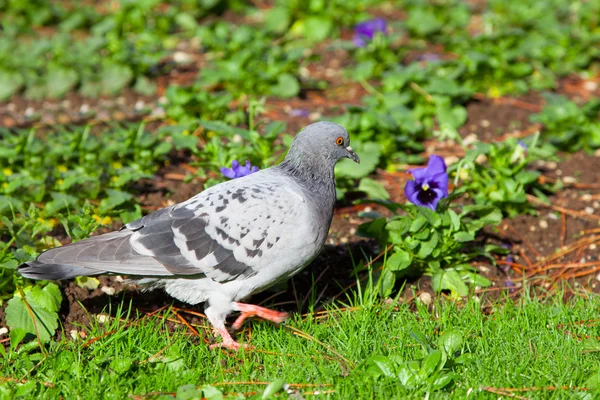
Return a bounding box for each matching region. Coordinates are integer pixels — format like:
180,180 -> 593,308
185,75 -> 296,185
335,141 -> 381,179
6,283 -> 62,345
265,7 -> 290,34
420,350 -> 442,378
453,231 -> 475,242
101,63 -> 133,95
417,231 -> 438,259
303,16 -> 332,41
438,328 -> 463,356
386,250 -> 412,272
262,378 -> 285,399
270,73 -> 300,98
0,69 -> 24,100
431,269 -> 469,297
366,355 -> 397,378
358,178 -> 390,199
46,67 -> 78,98
98,189 -> 133,213
417,206 -> 442,227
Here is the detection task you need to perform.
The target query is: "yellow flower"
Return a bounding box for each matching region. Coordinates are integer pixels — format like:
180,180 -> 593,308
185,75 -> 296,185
57,179 -> 64,186
2,168 -> 12,176
112,161 -> 123,169
57,165 -> 68,173
93,214 -> 113,225
2,182 -> 8,190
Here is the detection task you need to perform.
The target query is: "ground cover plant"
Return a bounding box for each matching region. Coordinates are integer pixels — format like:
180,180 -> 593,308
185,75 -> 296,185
1,0 -> 600,398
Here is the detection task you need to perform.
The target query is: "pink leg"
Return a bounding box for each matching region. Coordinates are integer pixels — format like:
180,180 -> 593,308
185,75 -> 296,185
232,302 -> 289,330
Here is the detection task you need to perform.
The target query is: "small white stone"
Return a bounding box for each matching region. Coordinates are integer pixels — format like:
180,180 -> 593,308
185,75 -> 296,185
596,272 -> 600,282
584,81 -> 598,91
563,176 -> 577,184
0,327 -> 8,336
480,119 -> 491,128
462,133 -> 478,146
97,314 -> 110,324
582,194 -> 593,202
158,96 -> 168,105
444,155 -> 459,166
546,161 -> 558,170
417,292 -> 433,305
585,207 -> 595,214
349,227 -> 357,235
173,51 -> 193,64
479,266 -> 491,273
340,237 -> 349,244
539,220 -> 548,229
101,286 -> 116,296
115,275 -> 124,282
232,134 -> 243,144
70,330 -> 80,340
590,243 -> 597,251
547,212 -> 559,220
80,104 -> 90,114
475,154 -> 488,165
308,112 -> 321,121
134,100 -> 145,110
364,206 -> 373,213
24,107 -> 35,117
593,201 -> 600,209
529,225 -> 536,232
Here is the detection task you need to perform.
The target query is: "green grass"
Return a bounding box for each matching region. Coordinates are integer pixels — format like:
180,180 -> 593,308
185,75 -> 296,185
2,289 -> 600,399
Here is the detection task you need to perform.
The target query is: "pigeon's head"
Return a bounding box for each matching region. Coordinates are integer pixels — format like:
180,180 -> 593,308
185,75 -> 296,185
288,122 -> 360,167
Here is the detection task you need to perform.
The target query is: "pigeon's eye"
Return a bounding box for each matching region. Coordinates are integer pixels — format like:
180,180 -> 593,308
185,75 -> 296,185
335,137 -> 344,146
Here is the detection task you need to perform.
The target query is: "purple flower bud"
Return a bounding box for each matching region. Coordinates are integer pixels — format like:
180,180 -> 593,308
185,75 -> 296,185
404,155 -> 449,211
220,160 -> 259,179
353,18 -> 387,48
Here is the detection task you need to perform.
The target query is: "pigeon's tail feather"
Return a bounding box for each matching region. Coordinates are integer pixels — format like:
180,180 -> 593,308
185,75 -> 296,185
19,261 -> 104,280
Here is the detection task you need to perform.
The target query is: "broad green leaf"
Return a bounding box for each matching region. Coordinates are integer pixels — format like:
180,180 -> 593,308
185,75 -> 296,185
0,69 -> 24,100
5,283 -> 62,345
366,355 -> 397,378
98,189 -> 133,213
420,350 -> 442,378
303,16 -> 332,41
335,141 -> 381,179
386,250 -> 412,272
262,378 -> 285,399
438,328 -> 463,356
270,73 -> 300,98
358,178 -> 390,200
431,269 -> 469,297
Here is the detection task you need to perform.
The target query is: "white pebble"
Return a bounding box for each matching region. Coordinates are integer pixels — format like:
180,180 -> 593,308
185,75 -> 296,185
417,292 -> 432,305
173,51 -> 194,64
539,220 -> 548,229
584,81 -> 598,91
101,286 -> 116,296
134,100 -> 145,110
0,327 -> 8,336
547,212 -> 559,220
590,243 -> 597,251
480,119 -> 491,128
97,314 -> 110,324
563,176 -> 577,184
585,207 -> 595,215
582,194 -> 593,202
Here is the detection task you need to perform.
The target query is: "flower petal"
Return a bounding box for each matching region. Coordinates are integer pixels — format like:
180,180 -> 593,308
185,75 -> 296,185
430,171 -> 449,197
220,167 -> 236,179
425,155 -> 447,176
352,34 -> 367,47
404,180 -> 421,206
408,166 -> 427,182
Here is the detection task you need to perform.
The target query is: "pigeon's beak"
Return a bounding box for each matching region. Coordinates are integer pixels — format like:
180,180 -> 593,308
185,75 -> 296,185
346,146 -> 360,163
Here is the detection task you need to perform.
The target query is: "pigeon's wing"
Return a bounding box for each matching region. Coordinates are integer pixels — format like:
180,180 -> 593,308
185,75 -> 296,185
20,172 -> 308,283
130,174 -> 308,282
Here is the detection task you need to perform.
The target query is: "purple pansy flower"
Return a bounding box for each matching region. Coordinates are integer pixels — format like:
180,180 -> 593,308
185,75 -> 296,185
220,160 -> 259,179
353,18 -> 387,48
404,155 -> 449,211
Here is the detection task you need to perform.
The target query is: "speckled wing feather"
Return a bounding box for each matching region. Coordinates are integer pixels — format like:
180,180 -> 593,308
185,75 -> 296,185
21,170 -> 308,283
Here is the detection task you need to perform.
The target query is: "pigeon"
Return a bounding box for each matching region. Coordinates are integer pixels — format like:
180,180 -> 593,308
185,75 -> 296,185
19,121 -> 359,349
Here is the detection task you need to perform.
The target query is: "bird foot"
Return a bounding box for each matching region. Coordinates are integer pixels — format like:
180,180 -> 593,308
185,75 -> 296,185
232,302 -> 289,330
210,326 -> 251,350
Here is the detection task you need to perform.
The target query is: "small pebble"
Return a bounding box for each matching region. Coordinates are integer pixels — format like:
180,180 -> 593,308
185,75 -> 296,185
563,176 -> 577,184
173,51 -> 193,64
529,226 -> 536,232
134,100 -> 145,110
115,276 -> 124,282
593,201 -> 600,209
417,292 -> 432,306
582,194 -> 593,202
462,133 -> 478,146
80,103 -> 90,114
340,237 -> 349,244
101,286 -> 116,295
475,154 -> 487,164
349,227 -> 357,235
70,330 -> 81,340
308,112 -> 321,121
546,161 -> 558,170
590,243 -> 597,251
547,213 -> 559,220
0,327 -> 8,336
539,220 -> 548,229
596,272 -> 600,282
584,81 -> 598,91
585,207 -> 595,215
480,119 -> 490,128
479,266 -> 491,273
97,314 -> 110,324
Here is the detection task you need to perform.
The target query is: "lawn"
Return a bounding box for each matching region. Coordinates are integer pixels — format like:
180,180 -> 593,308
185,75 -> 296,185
1,0 -> 600,398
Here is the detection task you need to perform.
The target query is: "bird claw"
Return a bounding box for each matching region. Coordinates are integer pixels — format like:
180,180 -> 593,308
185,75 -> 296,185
209,341 -> 252,351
